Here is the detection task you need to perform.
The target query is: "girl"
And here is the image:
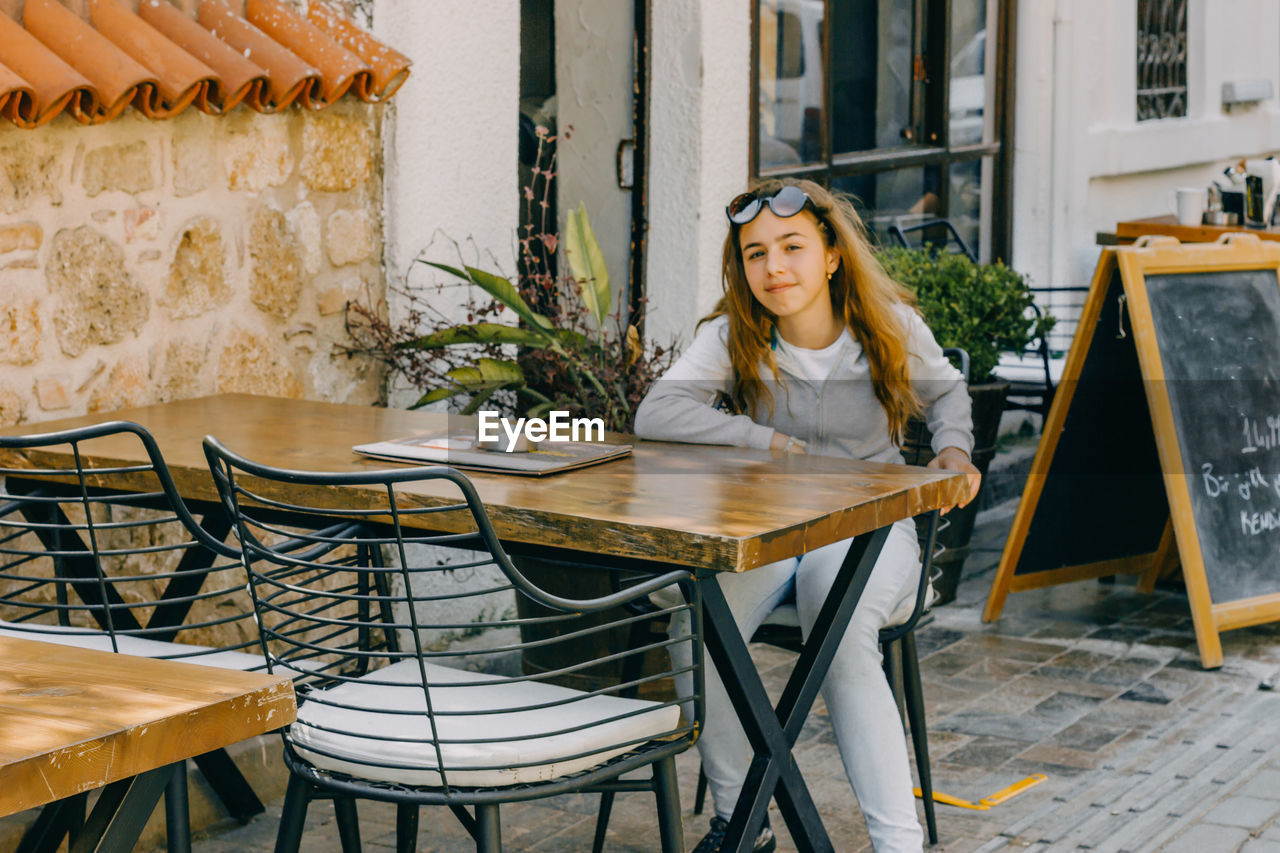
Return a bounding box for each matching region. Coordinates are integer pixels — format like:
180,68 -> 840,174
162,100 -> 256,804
634,178 -> 980,853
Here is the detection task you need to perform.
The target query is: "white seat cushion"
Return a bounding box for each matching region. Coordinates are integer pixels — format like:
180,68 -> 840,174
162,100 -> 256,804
0,619 -> 271,671
289,658 -> 681,788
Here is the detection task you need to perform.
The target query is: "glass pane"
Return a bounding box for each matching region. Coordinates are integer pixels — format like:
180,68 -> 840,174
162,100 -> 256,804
830,0 -> 915,154
949,0 -> 992,145
947,157 -> 994,262
832,167 -> 942,247
757,0 -> 825,169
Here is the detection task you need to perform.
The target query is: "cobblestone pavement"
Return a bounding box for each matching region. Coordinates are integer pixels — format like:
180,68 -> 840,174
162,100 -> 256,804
178,501 -> 1280,853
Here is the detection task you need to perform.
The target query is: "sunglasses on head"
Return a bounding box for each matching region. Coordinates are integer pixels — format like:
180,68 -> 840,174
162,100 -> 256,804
725,185 -> 815,225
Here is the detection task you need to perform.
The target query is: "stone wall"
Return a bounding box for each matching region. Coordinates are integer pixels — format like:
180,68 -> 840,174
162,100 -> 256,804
0,99 -> 386,429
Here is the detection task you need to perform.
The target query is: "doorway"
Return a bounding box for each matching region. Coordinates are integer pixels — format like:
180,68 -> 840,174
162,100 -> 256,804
520,0 -> 648,326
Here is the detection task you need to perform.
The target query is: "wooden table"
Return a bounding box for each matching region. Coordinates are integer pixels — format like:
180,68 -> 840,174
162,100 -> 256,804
0,635 -> 295,852
1110,214 -> 1280,245
0,394 -> 966,853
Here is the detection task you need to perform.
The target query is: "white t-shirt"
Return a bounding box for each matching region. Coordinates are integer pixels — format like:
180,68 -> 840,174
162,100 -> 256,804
775,328 -> 853,382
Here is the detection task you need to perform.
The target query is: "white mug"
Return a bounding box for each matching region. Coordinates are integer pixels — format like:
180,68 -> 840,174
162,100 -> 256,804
1170,187 -> 1206,226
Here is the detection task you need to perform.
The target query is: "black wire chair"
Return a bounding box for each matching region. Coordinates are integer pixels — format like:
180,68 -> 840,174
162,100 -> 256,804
202,436 -> 704,853
0,421 -> 354,853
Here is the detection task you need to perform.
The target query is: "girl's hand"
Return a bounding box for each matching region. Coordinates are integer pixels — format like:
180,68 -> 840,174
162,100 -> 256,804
927,446 -> 980,512
770,432 -> 807,454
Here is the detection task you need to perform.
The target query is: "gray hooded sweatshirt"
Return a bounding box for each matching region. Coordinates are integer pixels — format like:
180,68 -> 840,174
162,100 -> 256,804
634,310 -> 974,465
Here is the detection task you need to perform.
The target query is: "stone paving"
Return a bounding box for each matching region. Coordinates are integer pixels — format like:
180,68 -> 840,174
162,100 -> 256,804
165,499 -> 1280,852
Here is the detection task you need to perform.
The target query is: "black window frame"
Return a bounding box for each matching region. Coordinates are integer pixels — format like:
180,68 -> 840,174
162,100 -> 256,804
749,0 -> 1016,263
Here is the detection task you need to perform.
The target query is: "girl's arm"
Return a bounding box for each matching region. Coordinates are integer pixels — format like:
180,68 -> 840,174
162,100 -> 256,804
634,317 -> 777,449
905,310 -> 975,458
905,310 -> 981,507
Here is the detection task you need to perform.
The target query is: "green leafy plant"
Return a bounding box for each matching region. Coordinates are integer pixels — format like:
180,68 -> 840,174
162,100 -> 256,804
345,131 -> 674,432
877,247 -> 1054,384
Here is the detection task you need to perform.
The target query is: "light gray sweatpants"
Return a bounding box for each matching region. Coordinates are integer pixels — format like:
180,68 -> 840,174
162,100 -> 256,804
672,518 -> 924,853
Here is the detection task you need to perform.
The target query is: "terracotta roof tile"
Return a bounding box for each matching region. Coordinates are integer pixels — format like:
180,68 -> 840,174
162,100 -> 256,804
245,0 -> 369,106
137,0 -> 265,113
0,61 -> 37,125
0,0 -> 409,128
0,13 -> 94,127
91,0 -> 216,117
24,0 -> 158,123
306,1 -> 409,102
197,0 -> 318,111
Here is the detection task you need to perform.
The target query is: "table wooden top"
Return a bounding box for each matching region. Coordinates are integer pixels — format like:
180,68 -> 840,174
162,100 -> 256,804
0,636 -> 295,817
0,394 -> 968,573
1115,214 -> 1280,244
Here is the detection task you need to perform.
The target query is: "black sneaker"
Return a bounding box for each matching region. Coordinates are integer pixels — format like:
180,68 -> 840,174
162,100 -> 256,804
691,815 -> 776,853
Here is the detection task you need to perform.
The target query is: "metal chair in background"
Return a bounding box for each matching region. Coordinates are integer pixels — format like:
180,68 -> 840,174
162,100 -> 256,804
886,218 -> 977,263
202,436 -> 704,853
0,421 -> 353,853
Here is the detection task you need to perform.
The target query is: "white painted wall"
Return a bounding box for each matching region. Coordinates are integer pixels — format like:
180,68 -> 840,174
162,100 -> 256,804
1013,0 -> 1280,304
373,0 -> 521,408
645,0 -> 752,351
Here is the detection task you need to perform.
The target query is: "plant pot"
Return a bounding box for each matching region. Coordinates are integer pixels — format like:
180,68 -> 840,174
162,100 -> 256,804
511,555 -> 676,701
901,380 -> 1009,605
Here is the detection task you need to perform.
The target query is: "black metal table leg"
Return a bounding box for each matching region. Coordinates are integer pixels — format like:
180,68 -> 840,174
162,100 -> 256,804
69,765 -> 173,853
700,526 -> 891,853
15,794 -> 86,853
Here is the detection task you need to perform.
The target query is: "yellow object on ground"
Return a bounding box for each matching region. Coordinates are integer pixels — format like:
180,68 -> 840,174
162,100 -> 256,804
913,774 -> 1047,810
980,774 -> 1047,806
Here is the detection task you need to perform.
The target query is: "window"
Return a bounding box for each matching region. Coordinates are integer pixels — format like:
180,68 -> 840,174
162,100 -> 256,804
751,0 -> 1013,262
1136,0 -> 1187,121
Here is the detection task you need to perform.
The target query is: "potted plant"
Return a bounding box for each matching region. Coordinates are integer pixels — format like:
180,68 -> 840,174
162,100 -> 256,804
345,132 -> 671,433
877,246 -> 1054,604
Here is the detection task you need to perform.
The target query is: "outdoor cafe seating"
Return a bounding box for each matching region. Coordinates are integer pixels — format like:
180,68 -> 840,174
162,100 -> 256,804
0,395 -> 968,852
0,420 -> 704,852
201,436 -> 703,853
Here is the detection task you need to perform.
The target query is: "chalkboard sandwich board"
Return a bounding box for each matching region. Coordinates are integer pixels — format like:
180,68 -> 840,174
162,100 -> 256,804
984,234 -> 1280,668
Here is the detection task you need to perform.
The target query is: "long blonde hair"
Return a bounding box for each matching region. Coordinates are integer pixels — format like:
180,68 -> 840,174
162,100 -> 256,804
705,177 -> 922,444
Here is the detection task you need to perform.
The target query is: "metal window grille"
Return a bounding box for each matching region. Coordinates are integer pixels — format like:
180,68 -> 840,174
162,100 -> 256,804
1137,0 -> 1187,121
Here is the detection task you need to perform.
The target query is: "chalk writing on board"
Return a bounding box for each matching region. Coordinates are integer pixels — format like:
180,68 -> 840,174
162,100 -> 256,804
1197,409 -> 1280,540
1241,414 -> 1280,453
1240,510 -> 1280,536
1199,462 -> 1280,501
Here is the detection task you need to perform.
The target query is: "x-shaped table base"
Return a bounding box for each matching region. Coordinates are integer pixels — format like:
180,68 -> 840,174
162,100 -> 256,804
699,525 -> 891,853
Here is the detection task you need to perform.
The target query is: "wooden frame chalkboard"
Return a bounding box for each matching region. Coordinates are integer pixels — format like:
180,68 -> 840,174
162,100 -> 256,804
984,234 -> 1280,668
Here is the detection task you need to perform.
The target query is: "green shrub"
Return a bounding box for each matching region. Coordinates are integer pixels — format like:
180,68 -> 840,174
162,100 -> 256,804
877,247 -> 1054,384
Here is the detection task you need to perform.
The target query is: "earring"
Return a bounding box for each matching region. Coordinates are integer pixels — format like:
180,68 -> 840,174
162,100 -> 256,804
826,271 -> 833,281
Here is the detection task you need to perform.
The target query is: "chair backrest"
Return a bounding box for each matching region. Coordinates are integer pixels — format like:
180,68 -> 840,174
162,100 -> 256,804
202,435 -> 702,794
0,421 -> 260,661
886,218 -> 977,263
886,509 -> 941,639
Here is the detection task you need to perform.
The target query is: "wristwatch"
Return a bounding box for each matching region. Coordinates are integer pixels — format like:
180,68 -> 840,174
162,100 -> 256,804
783,435 -> 806,454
